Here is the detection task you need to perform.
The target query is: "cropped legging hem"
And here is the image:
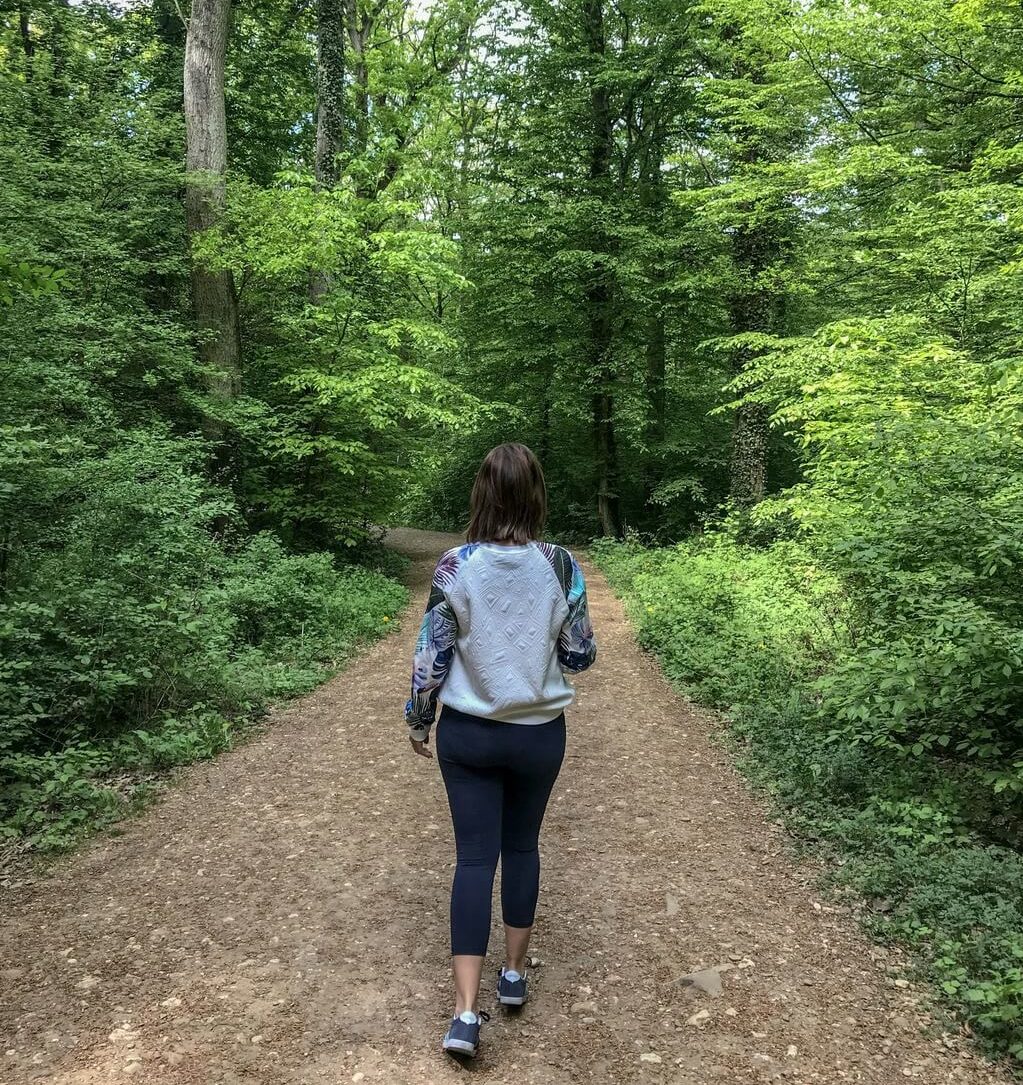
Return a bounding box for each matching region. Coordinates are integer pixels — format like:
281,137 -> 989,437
436,704 -> 566,957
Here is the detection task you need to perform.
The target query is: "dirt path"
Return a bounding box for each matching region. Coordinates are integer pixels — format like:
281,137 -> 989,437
0,528 -> 1014,1084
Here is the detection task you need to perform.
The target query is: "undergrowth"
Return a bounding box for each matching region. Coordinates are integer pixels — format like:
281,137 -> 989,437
591,534 -> 1023,1067
1,530 -> 408,854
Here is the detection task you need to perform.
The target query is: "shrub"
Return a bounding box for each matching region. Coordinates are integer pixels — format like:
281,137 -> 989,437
593,531 -> 1023,1060
0,436 -> 407,851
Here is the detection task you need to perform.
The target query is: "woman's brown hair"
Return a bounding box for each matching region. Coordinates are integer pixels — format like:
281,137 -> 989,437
466,443 -> 547,544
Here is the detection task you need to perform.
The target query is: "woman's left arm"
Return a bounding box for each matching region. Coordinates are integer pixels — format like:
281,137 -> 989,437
558,554 -> 597,673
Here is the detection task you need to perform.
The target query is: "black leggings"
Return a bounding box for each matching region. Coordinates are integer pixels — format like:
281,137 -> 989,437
436,704 -> 566,957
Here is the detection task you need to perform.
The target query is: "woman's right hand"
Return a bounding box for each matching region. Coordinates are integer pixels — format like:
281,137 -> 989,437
410,736 -> 434,759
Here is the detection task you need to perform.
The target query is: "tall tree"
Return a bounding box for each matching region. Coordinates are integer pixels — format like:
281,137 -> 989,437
18,2 -> 34,67
582,0 -> 621,537
344,0 -> 378,162
184,0 -> 242,460
678,4 -> 807,510
722,27 -> 789,507
311,0 -> 345,300
315,0 -> 345,186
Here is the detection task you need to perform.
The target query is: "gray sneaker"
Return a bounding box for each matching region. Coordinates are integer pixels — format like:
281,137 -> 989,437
497,966 -> 528,1006
442,1009 -> 490,1057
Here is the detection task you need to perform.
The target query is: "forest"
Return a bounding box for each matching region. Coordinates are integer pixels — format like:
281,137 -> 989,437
2,0 -> 1023,1064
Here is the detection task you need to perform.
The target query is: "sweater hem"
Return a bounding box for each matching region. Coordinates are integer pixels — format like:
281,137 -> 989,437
440,695 -> 571,726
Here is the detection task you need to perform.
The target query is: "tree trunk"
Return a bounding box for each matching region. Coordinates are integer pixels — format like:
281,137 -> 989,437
144,0 -> 187,314
44,2 -> 71,154
19,4 -> 34,68
639,146 -> 667,508
316,0 -> 345,187
729,399 -> 769,506
345,0 -> 371,157
729,200 -> 785,507
583,0 -> 622,538
538,381 -> 551,468
311,0 -> 345,301
727,220 -> 776,506
645,298 -> 666,442
593,390 -> 620,537
184,0 -> 242,459
725,42 -> 782,508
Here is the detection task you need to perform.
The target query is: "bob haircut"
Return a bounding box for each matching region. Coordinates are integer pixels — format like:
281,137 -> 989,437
466,443 -> 547,544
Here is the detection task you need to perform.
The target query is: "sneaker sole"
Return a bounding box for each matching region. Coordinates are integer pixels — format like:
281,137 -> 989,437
498,994 -> 527,1006
443,1039 -> 479,1056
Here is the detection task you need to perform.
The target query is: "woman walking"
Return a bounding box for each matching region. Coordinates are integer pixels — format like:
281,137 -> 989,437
404,443 -> 597,1058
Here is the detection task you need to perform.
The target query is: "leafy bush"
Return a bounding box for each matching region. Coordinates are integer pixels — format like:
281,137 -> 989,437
593,527 -> 1023,1060
742,319 -> 1023,805
592,534 -> 844,708
592,318 -> 1023,1061
0,436 -> 407,851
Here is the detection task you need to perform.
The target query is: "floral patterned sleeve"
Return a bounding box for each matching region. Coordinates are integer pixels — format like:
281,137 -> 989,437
558,553 -> 597,673
404,546 -> 468,741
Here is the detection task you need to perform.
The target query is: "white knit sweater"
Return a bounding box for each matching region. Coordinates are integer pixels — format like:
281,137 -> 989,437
404,540 -> 597,737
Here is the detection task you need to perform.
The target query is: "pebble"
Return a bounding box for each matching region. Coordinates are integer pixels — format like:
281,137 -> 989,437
678,968 -> 723,999
639,1052 -> 662,1063
686,1010 -> 710,1027
571,1001 -> 598,1014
